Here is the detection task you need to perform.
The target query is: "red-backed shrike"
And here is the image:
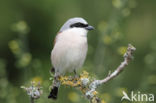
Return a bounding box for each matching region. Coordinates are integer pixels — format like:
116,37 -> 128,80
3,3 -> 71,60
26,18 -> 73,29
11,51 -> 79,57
48,17 -> 94,99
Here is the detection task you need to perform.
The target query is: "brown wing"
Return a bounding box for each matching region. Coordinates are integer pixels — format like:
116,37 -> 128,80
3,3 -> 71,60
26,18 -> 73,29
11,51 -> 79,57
53,32 -> 61,47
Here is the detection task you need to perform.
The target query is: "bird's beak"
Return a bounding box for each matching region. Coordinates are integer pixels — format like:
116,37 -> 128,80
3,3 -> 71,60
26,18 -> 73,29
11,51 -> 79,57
85,25 -> 94,31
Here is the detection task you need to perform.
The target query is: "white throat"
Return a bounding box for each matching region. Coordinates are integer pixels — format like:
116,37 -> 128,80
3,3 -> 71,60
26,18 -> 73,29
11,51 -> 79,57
66,28 -> 88,37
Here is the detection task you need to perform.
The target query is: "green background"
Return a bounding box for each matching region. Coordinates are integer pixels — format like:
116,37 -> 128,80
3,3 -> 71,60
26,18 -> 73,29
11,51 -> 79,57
0,0 -> 156,103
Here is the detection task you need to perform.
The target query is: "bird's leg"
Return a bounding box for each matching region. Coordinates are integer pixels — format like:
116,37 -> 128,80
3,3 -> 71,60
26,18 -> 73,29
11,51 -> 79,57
50,67 -> 55,73
74,69 -> 77,75
74,69 -> 79,79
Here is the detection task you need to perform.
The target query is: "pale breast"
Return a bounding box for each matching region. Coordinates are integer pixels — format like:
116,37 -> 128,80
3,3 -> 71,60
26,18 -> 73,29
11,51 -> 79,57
51,28 -> 88,74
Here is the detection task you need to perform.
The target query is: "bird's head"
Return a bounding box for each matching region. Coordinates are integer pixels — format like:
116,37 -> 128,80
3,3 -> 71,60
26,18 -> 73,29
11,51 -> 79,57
59,17 -> 94,33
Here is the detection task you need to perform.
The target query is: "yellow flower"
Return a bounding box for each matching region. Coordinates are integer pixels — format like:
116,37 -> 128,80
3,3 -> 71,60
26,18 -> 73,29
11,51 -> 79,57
118,46 -> 127,55
32,76 -> 42,84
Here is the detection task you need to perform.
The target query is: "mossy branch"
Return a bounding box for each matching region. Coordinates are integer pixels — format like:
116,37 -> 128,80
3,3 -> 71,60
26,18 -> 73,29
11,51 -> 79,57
51,44 -> 136,103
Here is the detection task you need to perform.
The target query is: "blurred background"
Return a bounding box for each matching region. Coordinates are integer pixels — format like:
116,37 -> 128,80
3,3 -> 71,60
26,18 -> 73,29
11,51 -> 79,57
0,0 -> 156,103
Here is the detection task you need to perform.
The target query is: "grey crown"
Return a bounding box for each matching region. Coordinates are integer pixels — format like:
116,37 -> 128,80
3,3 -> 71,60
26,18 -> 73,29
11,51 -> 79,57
59,17 -> 88,32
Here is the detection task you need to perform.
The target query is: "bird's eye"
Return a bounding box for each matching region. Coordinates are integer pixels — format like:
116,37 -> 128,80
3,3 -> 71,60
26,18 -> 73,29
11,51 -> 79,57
70,23 -> 88,28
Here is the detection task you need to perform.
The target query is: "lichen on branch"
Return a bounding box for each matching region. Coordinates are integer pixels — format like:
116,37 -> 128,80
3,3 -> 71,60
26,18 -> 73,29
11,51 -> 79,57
49,44 -> 136,103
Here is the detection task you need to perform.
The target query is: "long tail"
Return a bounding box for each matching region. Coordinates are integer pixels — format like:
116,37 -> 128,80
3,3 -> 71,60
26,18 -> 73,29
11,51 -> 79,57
48,86 -> 58,99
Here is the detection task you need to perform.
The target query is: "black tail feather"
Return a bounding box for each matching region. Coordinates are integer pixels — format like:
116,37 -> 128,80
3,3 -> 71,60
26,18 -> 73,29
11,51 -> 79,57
48,86 -> 58,100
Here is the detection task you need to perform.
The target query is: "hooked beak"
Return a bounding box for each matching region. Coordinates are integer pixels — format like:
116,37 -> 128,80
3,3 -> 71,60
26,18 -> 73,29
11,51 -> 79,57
85,25 -> 94,31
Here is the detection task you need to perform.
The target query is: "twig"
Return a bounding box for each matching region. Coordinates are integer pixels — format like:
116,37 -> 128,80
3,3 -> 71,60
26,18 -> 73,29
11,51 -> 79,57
21,81 -> 43,103
98,44 -> 135,85
85,44 -> 136,102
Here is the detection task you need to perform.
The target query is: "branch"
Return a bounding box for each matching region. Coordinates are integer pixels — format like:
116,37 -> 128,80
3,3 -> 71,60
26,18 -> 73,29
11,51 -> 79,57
85,44 -> 136,102
21,82 -> 43,103
93,44 -> 136,85
50,44 -> 136,103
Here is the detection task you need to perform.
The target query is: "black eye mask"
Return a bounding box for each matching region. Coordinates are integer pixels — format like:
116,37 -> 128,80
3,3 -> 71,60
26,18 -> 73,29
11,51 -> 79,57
70,22 -> 89,28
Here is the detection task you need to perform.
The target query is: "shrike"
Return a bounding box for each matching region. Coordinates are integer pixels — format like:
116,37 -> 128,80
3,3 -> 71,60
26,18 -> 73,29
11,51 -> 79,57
48,17 -> 94,99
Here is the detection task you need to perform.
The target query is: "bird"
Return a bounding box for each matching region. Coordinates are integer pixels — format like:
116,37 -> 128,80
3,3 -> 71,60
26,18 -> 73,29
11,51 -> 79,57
48,17 -> 94,99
